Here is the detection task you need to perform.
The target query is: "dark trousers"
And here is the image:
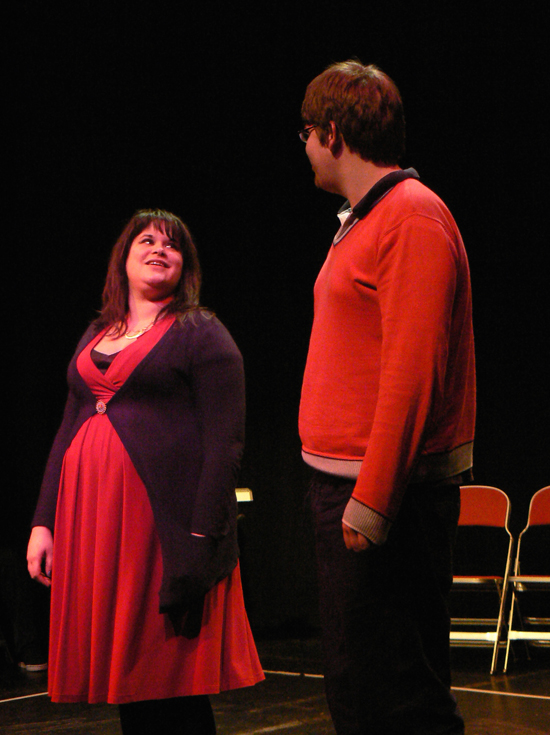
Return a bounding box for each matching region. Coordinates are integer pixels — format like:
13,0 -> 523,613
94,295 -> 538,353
118,695 -> 216,734
310,471 -> 464,735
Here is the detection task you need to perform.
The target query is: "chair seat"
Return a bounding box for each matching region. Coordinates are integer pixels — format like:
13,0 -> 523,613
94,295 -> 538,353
450,631 -> 500,641
509,575 -> 550,584
453,576 -> 503,583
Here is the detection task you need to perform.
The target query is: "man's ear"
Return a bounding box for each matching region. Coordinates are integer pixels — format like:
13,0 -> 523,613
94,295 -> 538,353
327,121 -> 343,156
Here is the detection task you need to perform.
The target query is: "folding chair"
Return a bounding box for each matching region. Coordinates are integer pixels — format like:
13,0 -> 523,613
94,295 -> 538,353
449,485 -> 514,674
504,485 -> 550,672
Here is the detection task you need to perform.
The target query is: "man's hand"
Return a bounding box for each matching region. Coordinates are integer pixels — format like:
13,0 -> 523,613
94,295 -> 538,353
342,522 -> 372,552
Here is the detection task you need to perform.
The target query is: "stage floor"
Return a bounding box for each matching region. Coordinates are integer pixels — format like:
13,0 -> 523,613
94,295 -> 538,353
2,638 -> 550,733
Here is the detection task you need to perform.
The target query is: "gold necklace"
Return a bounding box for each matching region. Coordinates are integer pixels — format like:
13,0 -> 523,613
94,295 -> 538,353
124,322 -> 155,340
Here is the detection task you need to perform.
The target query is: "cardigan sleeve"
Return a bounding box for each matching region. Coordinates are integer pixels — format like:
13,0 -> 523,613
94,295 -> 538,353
187,314 -> 245,538
151,313 -> 245,623
31,325 -> 99,531
32,389 -> 80,531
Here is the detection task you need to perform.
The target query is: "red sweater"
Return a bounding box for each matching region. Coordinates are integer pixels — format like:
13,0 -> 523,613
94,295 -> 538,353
299,175 -> 475,543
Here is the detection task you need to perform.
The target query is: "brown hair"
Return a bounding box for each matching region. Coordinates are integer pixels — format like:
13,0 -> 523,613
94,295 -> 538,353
301,60 -> 406,165
97,208 -> 202,335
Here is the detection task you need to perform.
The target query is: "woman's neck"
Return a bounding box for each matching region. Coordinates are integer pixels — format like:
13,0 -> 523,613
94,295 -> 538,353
126,294 -> 172,330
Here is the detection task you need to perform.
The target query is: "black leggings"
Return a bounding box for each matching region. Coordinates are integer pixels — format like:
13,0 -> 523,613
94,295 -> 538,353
118,695 -> 216,735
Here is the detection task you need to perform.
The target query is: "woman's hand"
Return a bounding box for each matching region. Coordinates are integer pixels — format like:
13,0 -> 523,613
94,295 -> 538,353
27,526 -> 53,587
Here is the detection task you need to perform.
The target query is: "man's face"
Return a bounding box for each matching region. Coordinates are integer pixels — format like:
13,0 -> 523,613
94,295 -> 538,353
305,126 -> 340,195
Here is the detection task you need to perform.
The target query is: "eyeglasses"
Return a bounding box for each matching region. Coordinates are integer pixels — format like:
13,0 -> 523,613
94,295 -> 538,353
298,125 -> 318,143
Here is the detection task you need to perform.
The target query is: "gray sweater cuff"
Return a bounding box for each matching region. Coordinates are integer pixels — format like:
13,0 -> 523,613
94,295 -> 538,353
342,497 -> 392,546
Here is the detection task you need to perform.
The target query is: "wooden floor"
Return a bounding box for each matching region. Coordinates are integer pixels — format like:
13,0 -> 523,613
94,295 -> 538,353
1,639 -> 550,733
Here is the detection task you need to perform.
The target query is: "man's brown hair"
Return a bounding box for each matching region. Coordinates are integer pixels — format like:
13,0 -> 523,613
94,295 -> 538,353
301,60 -> 406,165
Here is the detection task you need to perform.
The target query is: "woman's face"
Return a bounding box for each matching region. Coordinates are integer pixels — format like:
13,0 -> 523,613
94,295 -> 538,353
125,224 -> 183,301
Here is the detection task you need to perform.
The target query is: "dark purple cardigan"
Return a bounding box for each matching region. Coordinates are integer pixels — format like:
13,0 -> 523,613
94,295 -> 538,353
32,311 -> 245,621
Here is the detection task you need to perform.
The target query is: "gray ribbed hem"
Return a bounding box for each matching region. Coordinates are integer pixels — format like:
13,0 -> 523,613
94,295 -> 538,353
302,449 -> 362,479
411,442 -> 474,483
342,497 -> 391,546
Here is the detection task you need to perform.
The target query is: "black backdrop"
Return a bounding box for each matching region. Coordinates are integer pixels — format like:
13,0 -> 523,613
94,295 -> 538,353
6,1 -> 549,632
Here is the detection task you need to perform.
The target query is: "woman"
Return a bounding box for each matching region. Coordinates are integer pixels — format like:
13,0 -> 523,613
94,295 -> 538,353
27,209 -> 264,734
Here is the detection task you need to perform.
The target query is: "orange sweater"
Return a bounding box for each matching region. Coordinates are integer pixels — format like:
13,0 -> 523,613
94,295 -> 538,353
299,175 -> 475,542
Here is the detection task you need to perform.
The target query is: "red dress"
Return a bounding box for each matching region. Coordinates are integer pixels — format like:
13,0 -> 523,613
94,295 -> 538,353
48,318 -> 264,703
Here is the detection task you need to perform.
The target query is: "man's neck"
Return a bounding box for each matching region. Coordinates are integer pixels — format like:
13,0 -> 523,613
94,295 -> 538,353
342,161 -> 401,209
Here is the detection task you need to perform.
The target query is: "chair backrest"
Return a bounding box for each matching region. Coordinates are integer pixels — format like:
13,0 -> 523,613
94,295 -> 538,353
459,485 -> 511,529
513,486 -> 550,576
525,485 -> 550,528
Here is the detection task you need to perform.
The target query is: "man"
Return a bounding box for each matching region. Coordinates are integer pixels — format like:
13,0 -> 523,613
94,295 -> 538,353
298,60 -> 475,735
